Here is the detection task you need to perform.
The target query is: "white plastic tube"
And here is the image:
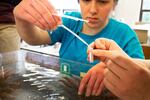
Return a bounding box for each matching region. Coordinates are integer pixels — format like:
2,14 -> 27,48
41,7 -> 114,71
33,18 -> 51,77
89,47 -> 94,63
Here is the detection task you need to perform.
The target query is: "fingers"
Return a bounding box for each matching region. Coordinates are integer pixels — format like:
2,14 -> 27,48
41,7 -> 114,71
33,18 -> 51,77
87,38 -> 114,61
18,5 -> 45,29
91,50 -> 113,58
15,0 -> 61,30
95,80 -> 105,96
88,39 -> 107,52
39,0 -> 62,25
78,71 -> 91,95
87,38 -> 123,57
31,0 -> 60,30
94,39 -> 106,50
88,38 -> 114,50
78,63 -> 106,97
88,38 -> 131,71
91,74 -> 103,95
20,1 -> 47,29
88,49 -> 113,62
31,0 -> 53,29
85,71 -> 97,96
90,49 -> 133,71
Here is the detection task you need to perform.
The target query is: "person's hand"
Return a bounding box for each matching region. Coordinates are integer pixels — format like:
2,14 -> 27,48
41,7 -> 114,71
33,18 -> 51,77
87,38 -> 127,62
87,38 -> 150,100
78,62 -> 106,96
93,51 -> 150,100
78,38 -> 123,97
13,0 -> 62,30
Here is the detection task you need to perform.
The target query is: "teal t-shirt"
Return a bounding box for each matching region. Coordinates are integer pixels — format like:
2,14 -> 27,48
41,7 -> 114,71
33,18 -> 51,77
48,12 -> 144,75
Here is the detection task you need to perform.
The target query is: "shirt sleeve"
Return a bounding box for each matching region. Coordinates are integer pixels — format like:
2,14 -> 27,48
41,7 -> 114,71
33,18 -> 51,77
48,26 -> 64,45
47,16 -> 70,45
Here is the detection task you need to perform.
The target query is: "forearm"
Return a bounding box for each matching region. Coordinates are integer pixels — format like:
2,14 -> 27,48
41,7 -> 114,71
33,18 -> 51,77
133,58 -> 150,70
144,60 -> 150,70
15,17 -> 51,45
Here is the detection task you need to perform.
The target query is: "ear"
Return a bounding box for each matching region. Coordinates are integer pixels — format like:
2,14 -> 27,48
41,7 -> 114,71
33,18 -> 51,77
112,2 -> 117,10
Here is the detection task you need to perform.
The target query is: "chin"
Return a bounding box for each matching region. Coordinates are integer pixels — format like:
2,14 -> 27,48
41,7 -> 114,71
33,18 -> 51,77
87,23 -> 101,29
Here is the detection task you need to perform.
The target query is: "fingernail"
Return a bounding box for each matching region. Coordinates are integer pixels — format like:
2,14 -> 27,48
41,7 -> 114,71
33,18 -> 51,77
92,91 -> 95,96
86,94 -> 90,97
78,91 -> 81,95
86,92 -> 90,97
95,93 -> 99,96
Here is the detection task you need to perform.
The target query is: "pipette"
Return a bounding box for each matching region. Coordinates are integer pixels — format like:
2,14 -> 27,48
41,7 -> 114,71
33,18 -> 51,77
60,25 -> 94,63
53,14 -> 89,23
88,47 -> 94,63
60,24 -> 89,46
52,13 -> 93,62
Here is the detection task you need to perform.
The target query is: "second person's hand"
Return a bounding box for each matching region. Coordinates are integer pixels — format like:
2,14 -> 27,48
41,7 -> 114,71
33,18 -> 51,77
87,38 -> 150,100
87,38 -> 128,62
78,62 -> 106,96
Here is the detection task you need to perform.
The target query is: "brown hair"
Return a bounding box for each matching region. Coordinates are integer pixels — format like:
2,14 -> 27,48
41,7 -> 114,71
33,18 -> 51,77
78,0 -> 118,3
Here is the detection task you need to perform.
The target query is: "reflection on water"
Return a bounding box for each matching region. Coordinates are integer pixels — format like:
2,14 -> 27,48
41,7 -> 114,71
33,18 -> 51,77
0,51 -> 119,100
0,63 -> 119,100
0,67 -> 21,100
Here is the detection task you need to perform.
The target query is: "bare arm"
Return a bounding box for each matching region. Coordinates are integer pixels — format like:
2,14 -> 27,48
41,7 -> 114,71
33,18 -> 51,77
13,0 -> 61,45
14,17 -> 50,45
145,60 -> 150,69
133,59 -> 150,70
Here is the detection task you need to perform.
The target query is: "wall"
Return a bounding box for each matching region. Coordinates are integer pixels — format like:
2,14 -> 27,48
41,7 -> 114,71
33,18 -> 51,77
50,0 -> 79,14
114,0 -> 142,25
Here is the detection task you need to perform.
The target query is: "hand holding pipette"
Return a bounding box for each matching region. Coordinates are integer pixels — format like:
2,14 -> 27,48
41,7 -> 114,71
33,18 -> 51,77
14,0 -> 89,30
14,0 -> 93,63
14,0 -> 62,30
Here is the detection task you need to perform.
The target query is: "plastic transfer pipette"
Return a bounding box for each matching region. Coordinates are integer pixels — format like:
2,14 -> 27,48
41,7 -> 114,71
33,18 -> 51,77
60,24 -> 89,46
60,25 -> 94,63
53,14 -> 89,23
